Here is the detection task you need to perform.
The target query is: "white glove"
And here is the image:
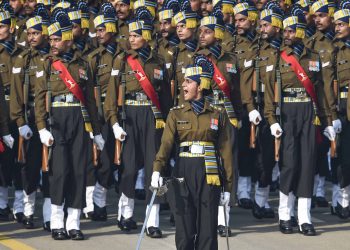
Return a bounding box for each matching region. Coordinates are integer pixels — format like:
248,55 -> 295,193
270,123 -> 283,138
332,119 -> 342,134
151,171 -> 163,188
18,125 -> 33,140
93,134 -> 105,151
39,128 -> 54,147
112,123 -> 127,141
89,132 -> 94,139
2,134 -> 14,149
249,109 -> 262,125
220,192 -> 230,206
323,126 -> 336,141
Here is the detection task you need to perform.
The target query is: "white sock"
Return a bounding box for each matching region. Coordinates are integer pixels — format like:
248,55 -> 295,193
83,186 -> 95,214
50,204 -> 64,230
93,182 -> 107,208
23,191 -> 36,217
118,192 -> 134,220
146,204 -> 160,228
43,198 -> 51,223
13,190 -> 24,214
298,197 -> 312,225
66,208 -> 81,231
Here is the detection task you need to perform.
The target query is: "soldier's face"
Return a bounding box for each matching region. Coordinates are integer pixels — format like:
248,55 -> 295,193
49,35 -> 72,55
9,0 -> 23,14
160,20 -> 175,38
335,20 -> 350,39
72,23 -> 83,39
283,27 -> 299,46
201,0 -> 213,17
304,11 -> 314,26
260,20 -> 278,40
116,2 -> 131,20
27,28 -> 45,48
314,12 -> 332,31
182,78 -> 201,101
129,32 -> 146,50
234,14 -> 253,35
190,0 -> 201,12
223,13 -> 232,24
23,0 -> 36,15
96,26 -> 114,45
176,23 -> 194,41
253,0 -> 268,11
0,24 -> 12,41
199,26 -> 216,47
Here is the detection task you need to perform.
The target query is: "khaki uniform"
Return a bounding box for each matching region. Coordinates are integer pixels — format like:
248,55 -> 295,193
332,40 -> 350,189
35,51 -> 100,209
153,101 -> 233,249
15,17 -> 28,48
264,45 -> 330,198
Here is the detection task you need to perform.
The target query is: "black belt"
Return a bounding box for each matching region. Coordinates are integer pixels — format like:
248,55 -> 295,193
282,91 -> 308,98
340,86 -> 349,92
3,85 -> 10,96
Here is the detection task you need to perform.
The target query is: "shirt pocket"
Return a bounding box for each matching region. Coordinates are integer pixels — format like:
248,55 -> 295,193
97,65 -> 112,86
0,64 -> 10,85
337,59 -> 350,84
176,122 -> 192,130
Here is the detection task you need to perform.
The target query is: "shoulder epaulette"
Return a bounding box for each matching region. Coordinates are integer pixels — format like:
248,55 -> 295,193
170,104 -> 185,110
210,104 -> 222,111
87,47 -> 103,59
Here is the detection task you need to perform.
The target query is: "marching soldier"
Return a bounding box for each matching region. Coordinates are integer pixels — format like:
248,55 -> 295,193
10,4 -> 51,230
14,0 -> 38,47
104,8 -> 172,236
298,0 -> 316,39
233,1 -> 259,209
306,0 -> 339,208
83,2 -> 120,221
221,0 -> 236,52
332,3 -> 350,219
172,0 -> 199,105
264,6 -> 334,235
113,0 -> 134,50
0,2 -> 24,222
195,7 -> 241,236
35,8 -> 104,240
248,1 -> 284,220
151,56 -> 234,250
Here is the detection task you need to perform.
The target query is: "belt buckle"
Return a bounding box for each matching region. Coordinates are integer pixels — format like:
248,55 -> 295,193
136,93 -> 147,101
296,92 -> 306,99
66,94 -> 74,103
190,145 -> 204,154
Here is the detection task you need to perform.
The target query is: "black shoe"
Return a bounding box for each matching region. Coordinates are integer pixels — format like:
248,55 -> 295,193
252,202 -> 264,219
169,214 -> 175,226
315,196 -> 328,207
0,206 -> 11,221
298,223 -> 316,236
263,207 -> 275,219
270,179 -> 279,192
22,215 -> 34,229
335,203 -> 349,219
117,216 -> 137,231
84,211 -> 94,220
238,198 -> 253,209
13,212 -> 24,223
135,189 -> 146,200
279,220 -> 293,234
291,216 -> 298,227
91,204 -> 107,221
51,228 -> 68,240
68,229 -> 85,240
146,227 -> 162,238
217,225 -> 232,237
43,221 -> 51,232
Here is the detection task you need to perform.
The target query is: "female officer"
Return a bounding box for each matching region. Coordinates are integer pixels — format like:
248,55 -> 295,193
151,55 -> 234,250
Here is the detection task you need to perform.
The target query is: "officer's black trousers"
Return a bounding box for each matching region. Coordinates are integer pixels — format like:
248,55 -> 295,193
280,102 -> 316,198
254,118 -> 275,187
238,110 -> 254,177
167,157 -> 220,250
86,121 -> 113,188
49,106 -> 88,208
120,105 -> 160,203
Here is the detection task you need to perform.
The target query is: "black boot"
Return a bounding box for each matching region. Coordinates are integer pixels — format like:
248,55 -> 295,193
22,215 -> 34,229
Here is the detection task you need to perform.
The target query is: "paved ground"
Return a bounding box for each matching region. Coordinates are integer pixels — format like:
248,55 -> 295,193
0,184 -> 350,250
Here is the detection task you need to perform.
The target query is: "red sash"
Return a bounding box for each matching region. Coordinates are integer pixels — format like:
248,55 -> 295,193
126,55 -> 161,111
208,58 -> 231,99
52,60 -> 86,105
280,51 -> 318,107
0,140 -> 4,153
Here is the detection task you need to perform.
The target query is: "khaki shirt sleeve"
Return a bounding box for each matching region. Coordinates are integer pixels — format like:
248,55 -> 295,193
0,83 -> 9,136
239,51 -> 255,113
217,111 -> 234,192
153,110 -> 176,172
10,54 -> 26,127
263,56 -> 278,125
34,60 -> 48,131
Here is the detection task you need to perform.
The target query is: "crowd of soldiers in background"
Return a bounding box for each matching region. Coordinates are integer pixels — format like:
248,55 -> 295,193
0,0 -> 349,243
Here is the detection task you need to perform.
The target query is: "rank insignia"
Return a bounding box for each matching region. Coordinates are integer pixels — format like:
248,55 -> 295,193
308,61 -> 320,72
226,63 -> 237,73
154,69 -> 163,80
210,118 -> 219,130
79,68 -> 88,80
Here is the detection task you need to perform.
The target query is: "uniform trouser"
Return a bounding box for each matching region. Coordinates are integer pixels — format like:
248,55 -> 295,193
119,105 -> 160,203
49,106 -> 88,209
279,102 -> 316,198
313,135 -> 330,197
167,157 -> 221,250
